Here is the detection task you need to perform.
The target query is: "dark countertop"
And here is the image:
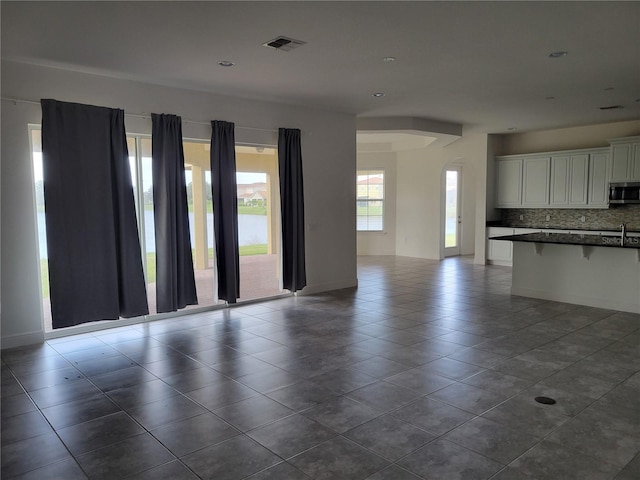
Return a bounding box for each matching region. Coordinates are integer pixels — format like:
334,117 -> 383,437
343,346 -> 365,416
490,232 -> 640,249
486,223 -> 640,234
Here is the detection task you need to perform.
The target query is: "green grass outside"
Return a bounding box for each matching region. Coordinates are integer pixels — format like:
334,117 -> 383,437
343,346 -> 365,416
239,244 -> 268,256
146,252 -> 157,284
184,202 -> 267,215
237,205 -> 267,215
357,206 -> 382,215
204,246 -> 268,257
445,233 -> 457,248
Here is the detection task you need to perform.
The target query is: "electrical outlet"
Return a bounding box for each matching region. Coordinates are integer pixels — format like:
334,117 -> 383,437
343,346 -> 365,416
545,215 -> 550,221
519,214 -> 524,221
580,216 -> 586,223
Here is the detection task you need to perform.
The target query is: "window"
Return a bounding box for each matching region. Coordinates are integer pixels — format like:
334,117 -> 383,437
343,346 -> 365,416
357,170 -> 384,231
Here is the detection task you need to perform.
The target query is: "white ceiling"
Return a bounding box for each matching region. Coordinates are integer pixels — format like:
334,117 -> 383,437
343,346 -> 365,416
2,1 -> 639,138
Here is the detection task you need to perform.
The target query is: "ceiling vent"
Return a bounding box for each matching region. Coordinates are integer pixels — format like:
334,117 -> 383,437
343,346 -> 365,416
262,36 -> 306,51
599,105 -> 624,110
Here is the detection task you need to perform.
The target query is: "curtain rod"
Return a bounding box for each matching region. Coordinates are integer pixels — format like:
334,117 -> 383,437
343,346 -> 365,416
1,97 -> 279,134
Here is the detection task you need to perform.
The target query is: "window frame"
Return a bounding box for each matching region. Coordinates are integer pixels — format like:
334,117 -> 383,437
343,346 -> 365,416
356,169 -> 385,232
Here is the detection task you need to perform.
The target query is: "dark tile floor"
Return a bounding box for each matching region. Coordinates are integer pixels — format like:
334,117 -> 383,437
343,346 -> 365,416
2,255 -> 639,479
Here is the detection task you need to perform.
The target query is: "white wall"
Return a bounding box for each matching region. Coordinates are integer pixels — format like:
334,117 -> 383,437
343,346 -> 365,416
486,134 -> 503,222
1,60 -> 357,348
457,161 -> 477,256
501,120 -> 640,155
395,134 -> 488,263
356,151 -> 397,255
395,151 -> 440,258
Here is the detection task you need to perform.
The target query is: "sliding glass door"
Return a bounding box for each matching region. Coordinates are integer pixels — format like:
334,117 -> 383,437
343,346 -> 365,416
182,141 -> 218,309
32,131 -> 222,331
235,146 -> 283,301
32,127 -> 283,332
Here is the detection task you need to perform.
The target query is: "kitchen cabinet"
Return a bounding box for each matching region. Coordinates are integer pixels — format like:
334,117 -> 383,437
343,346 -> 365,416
609,136 -> 640,182
487,227 -> 513,265
522,156 -> 550,207
550,155 -> 570,205
495,147 -> 610,209
588,151 -> 610,207
496,158 -> 522,207
550,154 -> 588,206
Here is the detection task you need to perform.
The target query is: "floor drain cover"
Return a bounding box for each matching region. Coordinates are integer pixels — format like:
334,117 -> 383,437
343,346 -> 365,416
534,396 -> 556,405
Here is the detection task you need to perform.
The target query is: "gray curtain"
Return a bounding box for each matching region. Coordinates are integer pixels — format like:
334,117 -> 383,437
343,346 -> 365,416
41,99 -> 148,328
278,128 -> 307,292
152,113 -> 198,313
210,120 -> 240,303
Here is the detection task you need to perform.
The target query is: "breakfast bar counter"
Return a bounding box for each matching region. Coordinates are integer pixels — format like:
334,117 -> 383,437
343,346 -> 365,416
491,233 -> 640,314
492,231 -> 640,249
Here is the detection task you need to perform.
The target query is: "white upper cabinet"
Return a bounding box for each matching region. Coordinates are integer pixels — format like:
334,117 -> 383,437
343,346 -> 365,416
550,154 -> 588,206
522,156 -> 550,207
495,146 -> 611,209
496,158 -> 522,207
568,154 -> 589,205
609,136 -> 640,182
550,155 -> 570,205
588,151 -> 610,207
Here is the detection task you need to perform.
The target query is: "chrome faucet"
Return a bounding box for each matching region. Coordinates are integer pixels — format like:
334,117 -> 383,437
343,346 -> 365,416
620,222 -> 627,246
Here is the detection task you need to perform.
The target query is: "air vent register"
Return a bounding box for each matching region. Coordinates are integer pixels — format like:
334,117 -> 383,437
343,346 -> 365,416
262,36 -> 306,51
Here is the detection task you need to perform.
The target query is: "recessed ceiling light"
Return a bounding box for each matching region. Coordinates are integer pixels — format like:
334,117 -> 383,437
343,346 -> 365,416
382,56 -> 396,63
372,92 -> 386,97
545,96 -> 556,100
603,87 -> 615,91
218,61 -> 235,67
548,51 -> 568,58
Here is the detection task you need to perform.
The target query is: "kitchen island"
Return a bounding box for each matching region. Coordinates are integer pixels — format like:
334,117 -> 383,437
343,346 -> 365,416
491,232 -> 640,314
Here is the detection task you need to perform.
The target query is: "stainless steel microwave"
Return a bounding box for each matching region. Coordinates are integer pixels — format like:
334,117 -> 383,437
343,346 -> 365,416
609,182 -> 640,204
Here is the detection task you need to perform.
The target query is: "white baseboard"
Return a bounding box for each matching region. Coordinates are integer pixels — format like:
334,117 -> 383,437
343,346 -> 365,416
511,287 -> 640,314
487,259 -> 512,267
298,277 -> 358,296
1,330 -> 45,350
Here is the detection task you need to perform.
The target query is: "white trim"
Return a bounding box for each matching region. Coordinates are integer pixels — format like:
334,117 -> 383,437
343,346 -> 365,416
2,330 -> 45,350
487,259 -> 513,267
28,125 -> 47,327
297,278 -> 358,296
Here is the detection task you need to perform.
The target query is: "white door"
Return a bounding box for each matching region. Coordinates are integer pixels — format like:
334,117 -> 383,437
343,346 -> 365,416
444,167 -> 461,257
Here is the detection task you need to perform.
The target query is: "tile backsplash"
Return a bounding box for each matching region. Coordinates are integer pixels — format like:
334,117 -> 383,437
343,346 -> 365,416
501,204 -> 640,231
